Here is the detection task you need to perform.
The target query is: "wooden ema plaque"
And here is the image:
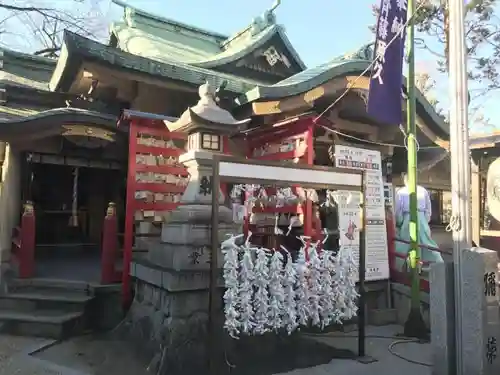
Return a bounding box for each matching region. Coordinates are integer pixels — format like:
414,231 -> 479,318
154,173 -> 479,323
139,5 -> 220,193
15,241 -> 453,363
122,119 -> 188,305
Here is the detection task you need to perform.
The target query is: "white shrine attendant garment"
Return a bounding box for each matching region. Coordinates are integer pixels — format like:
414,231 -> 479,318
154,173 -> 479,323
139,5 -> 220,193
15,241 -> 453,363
395,186 -> 432,225
394,185 -> 443,270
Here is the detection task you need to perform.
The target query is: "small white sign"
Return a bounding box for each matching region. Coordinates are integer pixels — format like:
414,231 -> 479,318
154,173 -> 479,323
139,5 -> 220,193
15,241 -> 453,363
335,145 -> 390,281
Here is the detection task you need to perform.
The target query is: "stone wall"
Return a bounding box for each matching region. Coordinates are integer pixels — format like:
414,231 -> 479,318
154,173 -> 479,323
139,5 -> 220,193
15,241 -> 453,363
118,260 -> 224,374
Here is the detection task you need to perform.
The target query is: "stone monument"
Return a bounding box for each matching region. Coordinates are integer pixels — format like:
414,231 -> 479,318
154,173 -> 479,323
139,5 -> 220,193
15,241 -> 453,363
124,82 -> 250,373
430,247 -> 500,375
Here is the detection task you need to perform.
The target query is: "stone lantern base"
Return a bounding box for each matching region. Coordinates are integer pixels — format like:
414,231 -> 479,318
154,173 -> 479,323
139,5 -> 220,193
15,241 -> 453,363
118,150 -> 238,373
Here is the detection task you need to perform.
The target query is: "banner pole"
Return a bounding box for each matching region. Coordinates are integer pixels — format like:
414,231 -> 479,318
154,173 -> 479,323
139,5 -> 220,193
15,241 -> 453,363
403,0 -> 426,338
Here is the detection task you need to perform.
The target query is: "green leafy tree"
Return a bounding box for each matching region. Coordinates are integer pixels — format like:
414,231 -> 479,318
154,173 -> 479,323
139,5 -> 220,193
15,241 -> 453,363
413,0 -> 499,94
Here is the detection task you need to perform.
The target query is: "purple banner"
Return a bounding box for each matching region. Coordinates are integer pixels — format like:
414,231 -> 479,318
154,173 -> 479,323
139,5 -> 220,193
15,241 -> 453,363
367,0 -> 408,125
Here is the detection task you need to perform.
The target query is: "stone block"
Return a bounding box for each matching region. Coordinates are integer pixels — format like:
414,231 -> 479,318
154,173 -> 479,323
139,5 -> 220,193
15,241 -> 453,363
125,279 -> 213,373
148,242 -> 224,271
130,260 -> 224,292
161,268 -> 224,292
460,247 -> 500,374
132,262 -> 163,286
430,261 -> 455,375
160,221 -> 235,246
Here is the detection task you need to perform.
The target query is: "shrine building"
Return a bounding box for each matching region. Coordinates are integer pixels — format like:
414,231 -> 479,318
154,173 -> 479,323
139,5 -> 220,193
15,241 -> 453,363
0,1 -> 451,334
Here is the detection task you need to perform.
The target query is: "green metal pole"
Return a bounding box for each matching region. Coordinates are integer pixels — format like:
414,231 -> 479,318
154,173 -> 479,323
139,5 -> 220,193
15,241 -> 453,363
403,0 -> 426,338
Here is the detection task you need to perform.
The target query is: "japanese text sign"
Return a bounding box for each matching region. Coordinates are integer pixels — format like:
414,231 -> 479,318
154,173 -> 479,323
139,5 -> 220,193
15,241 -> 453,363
367,0 -> 408,125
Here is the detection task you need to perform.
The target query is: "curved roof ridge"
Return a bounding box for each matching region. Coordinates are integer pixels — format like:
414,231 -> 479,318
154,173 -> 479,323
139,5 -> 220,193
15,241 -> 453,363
0,47 -> 57,66
194,24 -> 305,70
50,31 -> 264,94
112,0 -> 227,41
238,55 -> 448,138
193,24 -> 278,68
0,107 -> 118,123
271,59 -> 368,88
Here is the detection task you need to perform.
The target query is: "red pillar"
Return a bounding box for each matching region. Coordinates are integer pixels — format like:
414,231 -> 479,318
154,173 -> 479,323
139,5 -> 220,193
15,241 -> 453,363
101,202 -> 118,284
386,207 -> 396,278
19,201 -> 35,278
304,121 -> 315,260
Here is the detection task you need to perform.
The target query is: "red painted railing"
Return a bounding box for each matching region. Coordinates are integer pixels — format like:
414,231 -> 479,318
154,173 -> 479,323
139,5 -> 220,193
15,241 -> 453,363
12,201 -> 36,278
386,213 -> 450,293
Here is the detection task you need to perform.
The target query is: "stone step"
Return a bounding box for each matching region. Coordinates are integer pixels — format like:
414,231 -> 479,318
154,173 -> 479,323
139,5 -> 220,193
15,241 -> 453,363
0,309 -> 85,339
0,291 -> 93,313
7,278 -> 94,296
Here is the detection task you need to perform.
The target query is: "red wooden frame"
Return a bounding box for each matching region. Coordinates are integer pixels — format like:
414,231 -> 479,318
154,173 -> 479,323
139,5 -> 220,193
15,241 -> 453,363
122,119 -> 188,307
241,115 -> 323,256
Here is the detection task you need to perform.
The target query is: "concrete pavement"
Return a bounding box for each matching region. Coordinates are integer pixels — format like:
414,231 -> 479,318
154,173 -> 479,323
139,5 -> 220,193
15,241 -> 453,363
276,325 -> 431,375
0,325 -> 432,375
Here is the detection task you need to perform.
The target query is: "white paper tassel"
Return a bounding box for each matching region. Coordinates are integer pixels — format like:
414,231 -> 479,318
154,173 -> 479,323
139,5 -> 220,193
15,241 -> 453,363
308,244 -> 322,327
253,247 -> 270,335
268,250 -> 285,332
222,239 -> 240,338
331,253 -> 345,324
281,247 -> 298,334
295,245 -> 311,327
319,250 -> 335,328
239,246 -> 255,334
339,248 -> 359,320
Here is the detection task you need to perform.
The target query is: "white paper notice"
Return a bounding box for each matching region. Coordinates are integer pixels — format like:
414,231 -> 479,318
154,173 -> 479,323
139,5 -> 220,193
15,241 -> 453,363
335,145 -> 390,281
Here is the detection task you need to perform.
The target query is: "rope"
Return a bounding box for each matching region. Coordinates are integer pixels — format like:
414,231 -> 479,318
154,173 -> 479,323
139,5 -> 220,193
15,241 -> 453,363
446,214 -> 461,232
319,125 -> 437,150
313,1 -> 427,125
69,167 -> 79,227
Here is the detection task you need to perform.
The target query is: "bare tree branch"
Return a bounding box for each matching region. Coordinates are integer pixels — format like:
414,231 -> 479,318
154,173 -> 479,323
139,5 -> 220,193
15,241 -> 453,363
0,0 -> 107,57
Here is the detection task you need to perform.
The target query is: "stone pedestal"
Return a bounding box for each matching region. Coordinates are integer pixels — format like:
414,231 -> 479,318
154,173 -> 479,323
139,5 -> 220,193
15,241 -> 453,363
430,262 -> 455,375
460,247 -> 500,374
123,150 -> 237,373
150,150 -> 235,269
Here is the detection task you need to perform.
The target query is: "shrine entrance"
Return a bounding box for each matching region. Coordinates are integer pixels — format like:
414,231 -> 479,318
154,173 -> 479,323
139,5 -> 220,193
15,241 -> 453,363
24,157 -> 126,282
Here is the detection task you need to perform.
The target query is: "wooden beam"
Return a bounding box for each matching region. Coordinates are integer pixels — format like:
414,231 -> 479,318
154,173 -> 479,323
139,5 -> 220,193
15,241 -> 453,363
252,76 -> 360,116
326,109 -> 379,136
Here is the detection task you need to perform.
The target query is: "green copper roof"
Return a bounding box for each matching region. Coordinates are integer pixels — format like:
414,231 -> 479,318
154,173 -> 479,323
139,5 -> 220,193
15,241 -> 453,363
0,48 -> 56,90
0,104 -> 41,120
112,0 -> 227,41
50,31 -> 263,94
194,23 -> 305,70
110,1 -> 304,75
238,44 -> 448,137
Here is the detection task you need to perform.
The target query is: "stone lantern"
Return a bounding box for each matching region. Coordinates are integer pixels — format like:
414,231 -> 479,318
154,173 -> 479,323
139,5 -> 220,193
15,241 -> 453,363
149,80 -> 250,275
164,81 -> 250,206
